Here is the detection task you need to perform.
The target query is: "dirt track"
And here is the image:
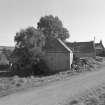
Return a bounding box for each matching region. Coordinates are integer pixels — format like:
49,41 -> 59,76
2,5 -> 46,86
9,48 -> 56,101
0,67 -> 105,105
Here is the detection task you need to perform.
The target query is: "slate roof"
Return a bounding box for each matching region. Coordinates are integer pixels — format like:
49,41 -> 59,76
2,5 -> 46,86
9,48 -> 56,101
66,41 -> 95,53
44,38 -> 72,53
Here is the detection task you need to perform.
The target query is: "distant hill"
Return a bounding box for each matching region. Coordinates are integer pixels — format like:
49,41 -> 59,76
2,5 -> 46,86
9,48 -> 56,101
0,46 -> 14,51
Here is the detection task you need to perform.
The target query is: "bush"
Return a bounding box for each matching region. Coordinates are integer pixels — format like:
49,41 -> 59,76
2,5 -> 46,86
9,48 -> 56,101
33,59 -> 50,75
10,58 -> 50,77
73,55 -> 80,65
84,97 -> 99,105
69,100 -> 79,105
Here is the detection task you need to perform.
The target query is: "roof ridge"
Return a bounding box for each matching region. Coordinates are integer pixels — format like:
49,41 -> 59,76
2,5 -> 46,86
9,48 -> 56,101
57,39 -> 72,52
66,41 -> 94,43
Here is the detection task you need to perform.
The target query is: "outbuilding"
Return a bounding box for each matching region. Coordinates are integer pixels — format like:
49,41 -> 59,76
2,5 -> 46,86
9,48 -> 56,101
66,41 -> 96,59
43,38 -> 73,72
95,40 -> 105,56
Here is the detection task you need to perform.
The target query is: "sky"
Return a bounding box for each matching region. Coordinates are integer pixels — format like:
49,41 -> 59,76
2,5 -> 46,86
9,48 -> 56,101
0,0 -> 105,46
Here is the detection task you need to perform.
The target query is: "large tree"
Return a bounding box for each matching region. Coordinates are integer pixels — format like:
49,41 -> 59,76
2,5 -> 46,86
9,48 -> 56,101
12,27 -> 45,75
15,26 -> 45,56
37,15 -> 70,41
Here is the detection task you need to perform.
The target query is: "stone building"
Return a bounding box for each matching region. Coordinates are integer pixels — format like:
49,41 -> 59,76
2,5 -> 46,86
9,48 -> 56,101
66,41 -> 96,59
95,40 -> 105,56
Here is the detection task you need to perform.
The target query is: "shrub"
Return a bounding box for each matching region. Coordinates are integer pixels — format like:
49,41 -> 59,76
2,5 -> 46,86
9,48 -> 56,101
84,97 -> 99,105
69,100 -> 79,105
33,59 -> 50,75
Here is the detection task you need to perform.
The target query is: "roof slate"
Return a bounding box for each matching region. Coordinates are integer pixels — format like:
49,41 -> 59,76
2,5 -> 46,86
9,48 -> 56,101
44,38 -> 72,53
66,41 -> 95,53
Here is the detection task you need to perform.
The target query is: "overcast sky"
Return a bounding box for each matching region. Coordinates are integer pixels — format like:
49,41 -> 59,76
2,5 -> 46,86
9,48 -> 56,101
0,0 -> 105,46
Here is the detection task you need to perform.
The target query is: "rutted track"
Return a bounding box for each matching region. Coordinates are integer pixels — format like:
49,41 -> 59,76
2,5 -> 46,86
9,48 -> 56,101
0,67 -> 105,105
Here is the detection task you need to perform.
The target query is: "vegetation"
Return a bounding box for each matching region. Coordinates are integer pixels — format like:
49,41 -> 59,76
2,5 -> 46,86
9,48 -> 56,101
9,15 -> 70,76
11,27 -> 45,76
37,15 -> 70,41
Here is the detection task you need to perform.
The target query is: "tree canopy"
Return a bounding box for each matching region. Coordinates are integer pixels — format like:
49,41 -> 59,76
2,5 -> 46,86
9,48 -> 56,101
37,15 -> 70,41
12,27 -> 45,74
